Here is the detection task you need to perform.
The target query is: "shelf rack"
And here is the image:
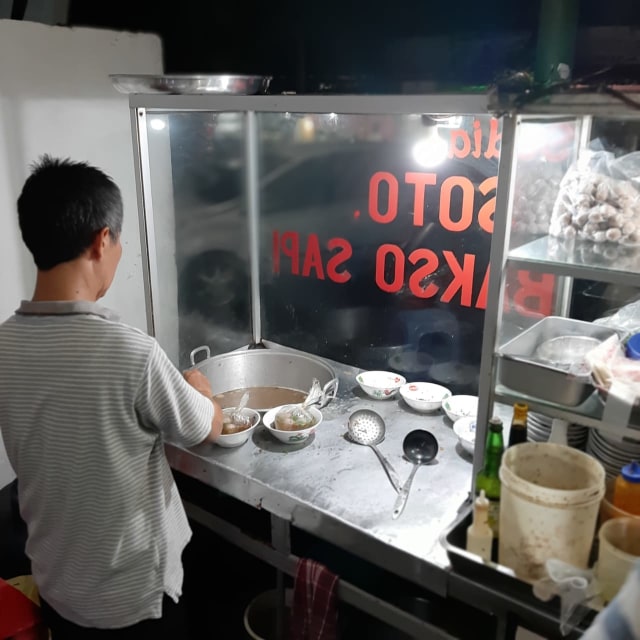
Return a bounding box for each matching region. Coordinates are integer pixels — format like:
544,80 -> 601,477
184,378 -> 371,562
474,89 -> 640,484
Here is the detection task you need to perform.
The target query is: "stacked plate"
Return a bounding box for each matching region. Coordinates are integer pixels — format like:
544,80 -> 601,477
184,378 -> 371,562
526,411 -> 589,450
586,429 -> 640,478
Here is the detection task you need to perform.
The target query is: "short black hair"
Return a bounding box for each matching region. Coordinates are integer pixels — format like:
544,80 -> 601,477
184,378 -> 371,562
17,155 -> 123,270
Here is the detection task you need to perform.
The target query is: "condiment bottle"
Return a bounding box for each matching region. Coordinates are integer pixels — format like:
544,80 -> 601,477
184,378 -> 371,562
475,416 -> 504,537
613,460 -> 640,516
466,489 -> 493,562
507,402 -> 528,448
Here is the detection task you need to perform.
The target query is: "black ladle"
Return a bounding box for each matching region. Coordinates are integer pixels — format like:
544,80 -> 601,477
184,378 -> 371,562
392,429 -> 439,519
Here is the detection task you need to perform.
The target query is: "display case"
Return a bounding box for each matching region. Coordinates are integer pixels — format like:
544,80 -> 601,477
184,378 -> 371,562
116,83 -> 640,638
123,91 -> 503,396
475,89 -> 640,483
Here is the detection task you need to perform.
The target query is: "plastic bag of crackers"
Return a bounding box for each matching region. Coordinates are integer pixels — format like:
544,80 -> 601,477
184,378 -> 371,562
549,149 -> 640,246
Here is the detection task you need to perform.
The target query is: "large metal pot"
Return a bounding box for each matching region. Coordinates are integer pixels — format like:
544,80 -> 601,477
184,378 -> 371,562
189,346 -> 339,412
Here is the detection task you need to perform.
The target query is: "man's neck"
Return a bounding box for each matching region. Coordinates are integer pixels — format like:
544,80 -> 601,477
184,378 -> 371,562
31,263 -> 99,302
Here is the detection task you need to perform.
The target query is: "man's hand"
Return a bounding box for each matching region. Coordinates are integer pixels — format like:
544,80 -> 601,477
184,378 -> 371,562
183,368 -> 212,398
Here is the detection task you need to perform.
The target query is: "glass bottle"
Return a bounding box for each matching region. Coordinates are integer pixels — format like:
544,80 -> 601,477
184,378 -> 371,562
475,416 -> 504,537
507,402 -> 529,448
613,460 -> 640,516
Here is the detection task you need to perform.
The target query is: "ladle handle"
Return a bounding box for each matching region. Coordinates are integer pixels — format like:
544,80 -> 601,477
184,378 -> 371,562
392,463 -> 420,519
369,445 -> 402,493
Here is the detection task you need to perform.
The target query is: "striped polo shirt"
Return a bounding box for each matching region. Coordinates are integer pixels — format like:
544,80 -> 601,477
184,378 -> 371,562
0,300 -> 214,628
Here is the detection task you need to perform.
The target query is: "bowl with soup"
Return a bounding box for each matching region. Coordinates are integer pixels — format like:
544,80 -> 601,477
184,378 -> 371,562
217,407 -> 261,448
262,405 -> 322,444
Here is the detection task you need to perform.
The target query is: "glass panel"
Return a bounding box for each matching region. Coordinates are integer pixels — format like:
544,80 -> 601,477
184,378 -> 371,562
507,117 -> 640,292
257,112 -> 500,394
499,119 -> 578,350
572,280 -> 640,324
500,265 -> 558,346
571,117 -> 640,322
590,117 -> 640,155
144,112 -> 251,368
510,118 -> 579,250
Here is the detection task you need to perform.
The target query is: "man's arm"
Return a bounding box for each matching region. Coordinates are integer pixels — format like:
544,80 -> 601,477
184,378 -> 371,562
135,341 -> 223,448
183,369 -> 223,443
581,561 -> 640,640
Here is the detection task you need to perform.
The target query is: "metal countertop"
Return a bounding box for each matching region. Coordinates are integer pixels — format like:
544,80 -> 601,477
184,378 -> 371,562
166,346 -> 508,596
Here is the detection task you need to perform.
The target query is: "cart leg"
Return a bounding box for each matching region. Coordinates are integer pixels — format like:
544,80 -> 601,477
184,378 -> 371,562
275,568 -> 287,640
495,612 -> 510,640
271,515 -> 291,640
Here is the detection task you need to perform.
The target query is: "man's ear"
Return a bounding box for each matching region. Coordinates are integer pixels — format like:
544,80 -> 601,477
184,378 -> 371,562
88,228 -> 111,260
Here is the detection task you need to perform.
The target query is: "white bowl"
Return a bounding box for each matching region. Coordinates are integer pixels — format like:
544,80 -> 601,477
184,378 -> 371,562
356,370 -> 406,400
442,395 -> 478,422
399,382 -> 451,413
216,408 -> 261,448
262,405 -> 322,444
453,416 -> 476,455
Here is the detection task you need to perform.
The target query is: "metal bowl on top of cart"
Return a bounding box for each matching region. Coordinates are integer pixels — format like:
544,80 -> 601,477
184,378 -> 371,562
110,74 -> 272,95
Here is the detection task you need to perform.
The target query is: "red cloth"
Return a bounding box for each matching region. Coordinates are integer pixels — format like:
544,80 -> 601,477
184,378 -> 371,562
290,558 -> 339,640
0,578 -> 45,640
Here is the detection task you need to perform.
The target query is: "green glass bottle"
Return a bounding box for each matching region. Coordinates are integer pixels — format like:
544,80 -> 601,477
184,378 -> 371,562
475,416 -> 504,537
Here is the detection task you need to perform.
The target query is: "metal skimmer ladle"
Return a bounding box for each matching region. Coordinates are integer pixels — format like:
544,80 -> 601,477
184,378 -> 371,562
347,409 -> 402,493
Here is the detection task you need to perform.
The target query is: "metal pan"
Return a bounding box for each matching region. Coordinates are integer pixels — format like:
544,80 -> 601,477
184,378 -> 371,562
497,317 -> 619,406
189,345 -> 339,412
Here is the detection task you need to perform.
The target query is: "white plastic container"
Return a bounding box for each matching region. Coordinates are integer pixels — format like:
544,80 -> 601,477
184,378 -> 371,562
597,516 -> 640,603
498,443 -> 605,582
466,490 -> 493,562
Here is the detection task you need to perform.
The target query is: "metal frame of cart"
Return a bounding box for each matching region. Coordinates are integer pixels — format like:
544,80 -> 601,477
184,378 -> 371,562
122,88 -> 640,638
476,89 -> 640,485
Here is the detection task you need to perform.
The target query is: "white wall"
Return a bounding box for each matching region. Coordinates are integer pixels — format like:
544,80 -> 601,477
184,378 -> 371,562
0,19 -> 163,488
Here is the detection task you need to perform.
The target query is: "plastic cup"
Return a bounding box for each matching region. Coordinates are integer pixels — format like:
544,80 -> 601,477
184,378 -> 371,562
596,517 -> 640,603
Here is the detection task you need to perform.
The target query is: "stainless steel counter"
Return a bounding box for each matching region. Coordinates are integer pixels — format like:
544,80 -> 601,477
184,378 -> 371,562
166,345 -> 509,597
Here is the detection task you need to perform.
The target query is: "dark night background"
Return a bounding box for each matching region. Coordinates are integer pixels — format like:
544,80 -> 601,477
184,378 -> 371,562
68,0 -> 640,91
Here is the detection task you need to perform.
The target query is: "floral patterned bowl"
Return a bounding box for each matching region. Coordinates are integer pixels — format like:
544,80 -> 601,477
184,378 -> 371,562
262,405 -> 322,444
399,382 -> 451,412
442,395 -> 478,423
356,371 -> 406,400
216,408 -> 262,448
453,416 -> 476,455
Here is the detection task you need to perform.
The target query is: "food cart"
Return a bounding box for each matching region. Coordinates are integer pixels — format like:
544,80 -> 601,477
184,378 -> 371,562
115,75 -> 640,638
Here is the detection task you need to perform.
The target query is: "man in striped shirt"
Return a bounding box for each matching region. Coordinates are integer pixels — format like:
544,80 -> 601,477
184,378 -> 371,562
582,561 -> 640,640
0,156 -> 223,638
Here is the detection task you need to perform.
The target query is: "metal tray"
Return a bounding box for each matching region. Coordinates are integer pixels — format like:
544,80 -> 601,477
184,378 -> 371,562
110,74 -> 272,95
441,508 -> 598,636
442,507 -> 526,595
497,317 -> 619,406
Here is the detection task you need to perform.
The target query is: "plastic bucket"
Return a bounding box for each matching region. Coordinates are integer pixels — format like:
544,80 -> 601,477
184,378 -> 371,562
243,589 -> 291,640
596,517 -> 640,603
498,443 -> 605,582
